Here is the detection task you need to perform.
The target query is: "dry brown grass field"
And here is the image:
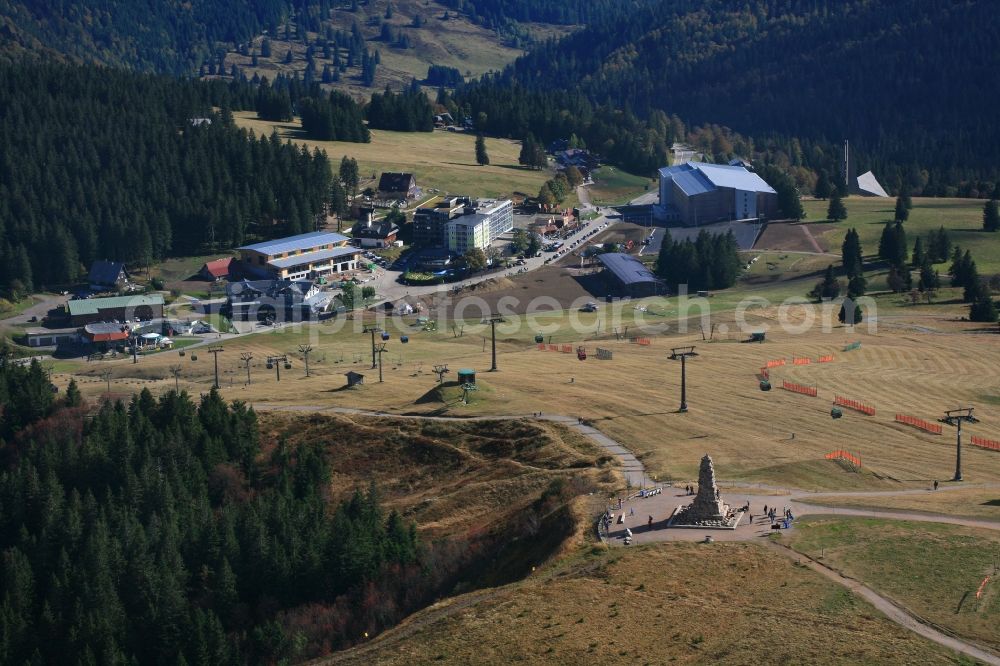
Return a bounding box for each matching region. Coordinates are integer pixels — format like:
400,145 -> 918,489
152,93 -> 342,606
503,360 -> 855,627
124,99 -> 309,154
259,411 -> 614,540
60,302 -> 1000,492
325,542 -> 967,665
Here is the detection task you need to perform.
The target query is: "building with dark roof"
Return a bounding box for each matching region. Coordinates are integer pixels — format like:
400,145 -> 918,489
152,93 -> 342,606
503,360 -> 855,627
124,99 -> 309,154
88,260 -> 129,291
596,253 -> 665,298
237,231 -> 361,281
377,172 -> 418,202
224,279 -> 321,321
656,162 -> 778,225
351,218 -> 399,248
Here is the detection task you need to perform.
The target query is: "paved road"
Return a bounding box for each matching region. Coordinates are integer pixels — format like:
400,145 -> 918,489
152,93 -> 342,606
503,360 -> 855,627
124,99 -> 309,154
366,214 -> 617,306
0,293 -> 70,327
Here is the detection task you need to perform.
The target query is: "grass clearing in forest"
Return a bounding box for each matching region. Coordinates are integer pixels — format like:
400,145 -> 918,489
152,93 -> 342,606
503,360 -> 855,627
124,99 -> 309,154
233,112 -> 550,199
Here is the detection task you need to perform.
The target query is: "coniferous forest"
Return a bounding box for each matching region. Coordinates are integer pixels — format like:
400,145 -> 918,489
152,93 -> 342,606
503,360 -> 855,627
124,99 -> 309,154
455,0 -> 1000,193
0,353 -> 429,664
0,62 -> 334,293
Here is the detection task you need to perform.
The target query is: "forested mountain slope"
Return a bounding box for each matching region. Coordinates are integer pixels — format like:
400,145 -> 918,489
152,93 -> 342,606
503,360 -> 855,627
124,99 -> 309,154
491,0 -> 1000,190
0,63 -> 332,293
0,0 -> 291,73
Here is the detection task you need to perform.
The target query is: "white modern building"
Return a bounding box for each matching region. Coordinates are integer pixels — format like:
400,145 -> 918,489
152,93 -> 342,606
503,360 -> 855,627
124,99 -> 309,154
445,199 -> 513,253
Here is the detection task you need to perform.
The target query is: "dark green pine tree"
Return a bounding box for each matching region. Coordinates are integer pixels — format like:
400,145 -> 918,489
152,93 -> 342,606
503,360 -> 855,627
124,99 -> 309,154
969,296 -> 999,322
894,195 -> 909,222
827,190 -> 847,221
840,228 -> 862,277
847,273 -> 867,298
814,171 -> 831,199
983,199 -> 1000,232
838,301 -> 863,325
475,134 -> 489,166
65,378 -> 83,407
811,264 -> 840,300
929,226 -> 951,263
878,222 -> 896,264
949,246 -> 965,285
917,257 -> 940,292
962,256 -> 983,302
891,221 -> 908,266
911,236 -> 925,268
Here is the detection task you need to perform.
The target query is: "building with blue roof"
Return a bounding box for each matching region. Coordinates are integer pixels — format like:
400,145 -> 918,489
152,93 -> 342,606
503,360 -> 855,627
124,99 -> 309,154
237,230 -> 362,280
595,253 -> 666,297
655,162 -> 778,226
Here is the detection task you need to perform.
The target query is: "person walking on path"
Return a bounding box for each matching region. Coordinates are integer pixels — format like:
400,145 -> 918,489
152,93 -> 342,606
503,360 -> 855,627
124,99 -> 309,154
934,480 -> 939,491
648,515 -> 653,531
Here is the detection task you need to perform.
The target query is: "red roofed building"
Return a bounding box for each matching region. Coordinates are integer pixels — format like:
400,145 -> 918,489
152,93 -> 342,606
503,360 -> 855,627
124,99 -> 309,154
83,322 -> 131,344
200,257 -> 234,281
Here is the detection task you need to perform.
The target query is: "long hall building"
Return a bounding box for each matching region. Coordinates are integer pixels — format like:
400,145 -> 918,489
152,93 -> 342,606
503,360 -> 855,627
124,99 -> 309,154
655,162 -> 778,225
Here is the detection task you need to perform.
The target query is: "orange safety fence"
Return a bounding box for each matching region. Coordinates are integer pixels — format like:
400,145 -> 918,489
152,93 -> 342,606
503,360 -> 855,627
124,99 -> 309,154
781,381 -> 817,397
818,355 -> 835,363
835,395 -> 875,416
537,343 -> 546,351
793,357 -> 812,365
547,344 -> 558,352
971,435 -> 1000,452
895,414 -> 943,434
629,337 -> 651,346
977,575 -> 991,600
765,359 -> 786,369
825,449 -> 862,468
561,344 -> 573,353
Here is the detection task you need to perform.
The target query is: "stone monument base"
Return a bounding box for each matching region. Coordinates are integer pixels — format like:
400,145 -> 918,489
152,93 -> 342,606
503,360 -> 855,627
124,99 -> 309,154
667,505 -> 743,530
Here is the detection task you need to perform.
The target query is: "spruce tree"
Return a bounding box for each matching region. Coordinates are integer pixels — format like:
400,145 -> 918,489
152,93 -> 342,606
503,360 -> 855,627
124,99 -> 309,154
894,195 -> 909,222
963,257 -> 983,302
918,257 -> 940,292
814,171 -> 831,200
827,190 -> 847,221
983,199 -> 1000,232
878,222 -> 896,263
911,236 -> 925,268
841,228 -> 862,277
811,264 -> 840,300
475,134 -> 489,166
969,296 -> 999,322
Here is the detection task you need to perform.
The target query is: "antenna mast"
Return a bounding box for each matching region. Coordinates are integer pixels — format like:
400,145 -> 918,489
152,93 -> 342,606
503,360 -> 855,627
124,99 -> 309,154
843,139 -> 850,189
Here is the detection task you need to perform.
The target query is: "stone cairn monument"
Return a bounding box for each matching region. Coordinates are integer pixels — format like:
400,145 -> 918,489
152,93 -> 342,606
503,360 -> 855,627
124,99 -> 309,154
668,454 -> 741,529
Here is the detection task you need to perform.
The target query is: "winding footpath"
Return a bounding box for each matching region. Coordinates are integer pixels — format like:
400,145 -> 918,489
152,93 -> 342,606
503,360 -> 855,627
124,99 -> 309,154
255,402 -> 1000,664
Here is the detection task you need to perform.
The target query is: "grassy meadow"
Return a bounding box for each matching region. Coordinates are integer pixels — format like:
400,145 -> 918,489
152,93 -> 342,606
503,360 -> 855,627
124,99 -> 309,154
55,290 -> 1000,492
234,111 -> 550,199
218,0 -> 564,101
587,166 -> 655,206
329,542 -> 967,665
783,517 -> 1000,652
801,197 -> 1000,274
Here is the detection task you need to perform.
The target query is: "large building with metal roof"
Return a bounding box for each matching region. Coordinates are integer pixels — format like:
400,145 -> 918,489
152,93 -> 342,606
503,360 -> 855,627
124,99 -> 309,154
655,162 -> 779,226
66,294 -> 164,326
595,253 -> 665,297
237,231 -> 362,280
